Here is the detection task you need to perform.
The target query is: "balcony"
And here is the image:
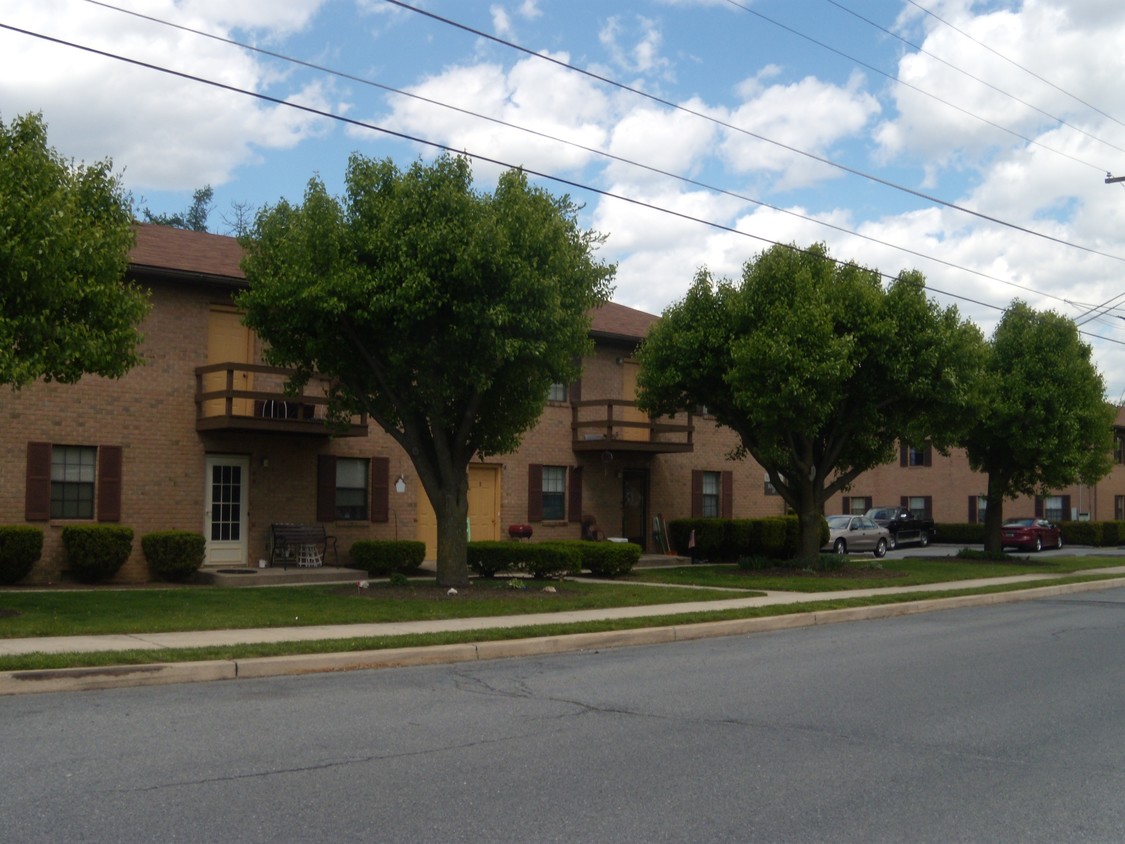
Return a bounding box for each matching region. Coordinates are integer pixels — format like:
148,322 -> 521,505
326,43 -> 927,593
195,362 -> 368,437
572,399 -> 694,453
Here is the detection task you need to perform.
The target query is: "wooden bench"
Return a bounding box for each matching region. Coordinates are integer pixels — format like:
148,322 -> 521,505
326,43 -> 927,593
269,523 -> 338,568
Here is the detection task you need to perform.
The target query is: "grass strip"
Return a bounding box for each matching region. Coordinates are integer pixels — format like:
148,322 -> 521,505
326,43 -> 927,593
2,574 -> 1114,672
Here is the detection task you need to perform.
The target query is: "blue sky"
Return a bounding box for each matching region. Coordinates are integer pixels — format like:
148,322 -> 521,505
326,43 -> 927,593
5,0 -> 1125,397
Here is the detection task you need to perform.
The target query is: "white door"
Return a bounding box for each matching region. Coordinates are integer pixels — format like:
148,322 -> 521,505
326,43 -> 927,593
204,455 -> 249,565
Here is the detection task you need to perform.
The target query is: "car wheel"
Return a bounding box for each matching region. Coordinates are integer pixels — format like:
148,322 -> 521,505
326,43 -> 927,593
874,538 -> 887,558
918,531 -> 929,548
1056,534 -> 1063,550
834,538 -> 846,555
888,533 -> 897,551
1033,536 -> 1042,552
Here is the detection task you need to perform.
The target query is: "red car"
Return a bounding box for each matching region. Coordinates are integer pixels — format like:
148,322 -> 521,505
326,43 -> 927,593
1001,518 -> 1062,552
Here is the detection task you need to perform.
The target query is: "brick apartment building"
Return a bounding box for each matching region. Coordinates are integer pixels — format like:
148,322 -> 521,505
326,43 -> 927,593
7,225 -> 1124,583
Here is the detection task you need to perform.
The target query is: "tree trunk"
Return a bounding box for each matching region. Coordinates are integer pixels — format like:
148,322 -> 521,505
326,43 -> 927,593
794,478 -> 827,561
982,474 -> 1006,554
433,487 -> 471,588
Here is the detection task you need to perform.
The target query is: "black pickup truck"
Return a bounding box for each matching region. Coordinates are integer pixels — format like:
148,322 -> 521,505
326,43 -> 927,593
865,506 -> 935,550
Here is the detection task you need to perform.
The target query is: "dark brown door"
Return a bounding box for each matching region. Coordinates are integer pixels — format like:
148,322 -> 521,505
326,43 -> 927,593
621,469 -> 648,549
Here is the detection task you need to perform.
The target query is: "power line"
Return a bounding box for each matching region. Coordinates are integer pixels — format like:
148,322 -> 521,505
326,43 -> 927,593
827,0 -> 1125,159
72,0 -> 1089,312
380,0 -> 1125,264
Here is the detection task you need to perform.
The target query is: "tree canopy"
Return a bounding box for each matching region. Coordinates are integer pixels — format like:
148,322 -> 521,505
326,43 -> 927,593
959,301 -> 1114,551
141,185 -> 214,232
239,153 -> 614,586
637,242 -> 985,559
0,112 -> 148,389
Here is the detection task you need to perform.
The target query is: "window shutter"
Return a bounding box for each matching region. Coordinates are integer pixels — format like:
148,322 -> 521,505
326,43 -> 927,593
371,457 -> 389,523
691,470 -> 703,518
900,495 -> 908,509
25,442 -> 52,522
968,496 -> 977,524
568,465 -> 583,523
923,496 -> 933,519
923,445 -> 933,467
721,471 -> 733,519
316,455 -> 337,522
842,496 -> 851,515
527,464 -> 543,522
1060,495 -> 1071,520
569,378 -> 581,403
899,442 -> 907,467
96,446 -> 123,522
1034,497 -> 1043,518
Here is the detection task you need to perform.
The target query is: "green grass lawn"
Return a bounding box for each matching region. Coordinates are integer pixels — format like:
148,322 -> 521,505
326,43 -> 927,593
624,555 -> 1124,592
0,578 -> 753,638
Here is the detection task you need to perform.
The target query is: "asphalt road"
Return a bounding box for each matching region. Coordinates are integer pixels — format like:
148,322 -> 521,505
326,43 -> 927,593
4,585 -> 1125,843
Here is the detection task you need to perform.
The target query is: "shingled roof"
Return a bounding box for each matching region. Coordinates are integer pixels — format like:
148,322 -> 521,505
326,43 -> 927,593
129,224 -> 658,339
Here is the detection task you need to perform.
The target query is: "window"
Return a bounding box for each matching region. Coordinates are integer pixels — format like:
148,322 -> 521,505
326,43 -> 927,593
904,496 -> 932,520
900,442 -> 932,467
1116,496 -> 1125,521
541,466 -> 567,520
335,458 -> 369,521
1042,495 -> 1066,522
843,496 -> 871,516
547,383 -> 568,403
969,495 -> 987,524
764,472 -> 779,496
701,471 -> 720,517
51,446 -> 96,519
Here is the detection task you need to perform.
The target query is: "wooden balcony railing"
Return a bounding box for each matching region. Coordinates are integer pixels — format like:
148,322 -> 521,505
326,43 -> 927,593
195,362 -> 368,437
571,399 -> 693,453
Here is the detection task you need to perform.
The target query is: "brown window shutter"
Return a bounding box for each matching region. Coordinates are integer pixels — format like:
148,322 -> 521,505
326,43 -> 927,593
569,378 -> 581,403
527,464 -> 543,522
568,465 -> 583,523
924,445 -> 933,467
1034,497 -> 1043,518
900,495 -> 908,509
899,442 -> 907,467
923,496 -> 933,520
691,470 -> 703,518
25,442 -> 52,522
1060,495 -> 1071,520
721,471 -> 733,519
371,457 -> 389,523
96,446 -> 123,522
316,455 -> 337,522
968,496 -> 977,524
842,497 -> 851,515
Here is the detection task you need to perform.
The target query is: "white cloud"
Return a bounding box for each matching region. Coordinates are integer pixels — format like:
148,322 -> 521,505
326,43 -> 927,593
599,15 -> 671,77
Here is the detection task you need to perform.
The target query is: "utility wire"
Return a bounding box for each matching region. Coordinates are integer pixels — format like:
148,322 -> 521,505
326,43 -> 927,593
905,0 -> 1125,134
827,0 -> 1125,158
380,0 -> 1125,263
75,0 -> 1086,311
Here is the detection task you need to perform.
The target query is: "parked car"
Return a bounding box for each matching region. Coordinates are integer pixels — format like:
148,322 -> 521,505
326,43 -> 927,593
823,515 -> 890,558
1001,518 -> 1062,552
865,506 -> 935,550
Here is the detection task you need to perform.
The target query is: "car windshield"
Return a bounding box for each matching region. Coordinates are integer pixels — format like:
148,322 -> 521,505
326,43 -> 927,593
1004,518 -> 1036,527
826,516 -> 851,529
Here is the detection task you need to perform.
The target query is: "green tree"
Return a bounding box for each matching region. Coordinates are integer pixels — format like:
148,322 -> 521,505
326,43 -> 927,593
637,242 -> 985,559
239,154 -> 614,586
0,112 -> 148,388
141,184 -> 214,231
960,301 -> 1114,552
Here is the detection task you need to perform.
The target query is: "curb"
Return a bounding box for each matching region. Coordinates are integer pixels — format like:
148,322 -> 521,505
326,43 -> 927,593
3,577 -> 1123,696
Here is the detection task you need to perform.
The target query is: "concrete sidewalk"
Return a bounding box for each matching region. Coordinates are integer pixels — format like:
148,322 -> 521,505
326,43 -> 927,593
4,567 -> 1125,696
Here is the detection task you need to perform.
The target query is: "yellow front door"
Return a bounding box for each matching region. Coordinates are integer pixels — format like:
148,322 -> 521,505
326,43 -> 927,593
205,307 -> 254,417
416,464 -> 501,560
620,359 -> 650,441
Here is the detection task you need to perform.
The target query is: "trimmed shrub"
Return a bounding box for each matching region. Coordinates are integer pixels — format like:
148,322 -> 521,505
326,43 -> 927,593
350,540 -> 426,576
467,541 -> 518,578
141,531 -> 205,582
521,543 -> 583,579
61,525 -> 133,583
669,515 -> 808,562
1059,520 -> 1101,547
569,540 -> 642,578
1101,521 -> 1125,546
0,526 -> 44,584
